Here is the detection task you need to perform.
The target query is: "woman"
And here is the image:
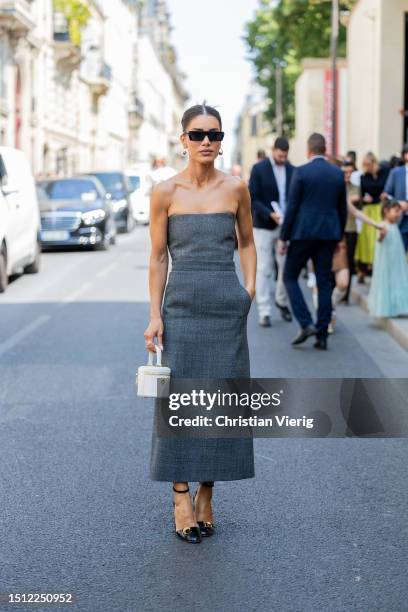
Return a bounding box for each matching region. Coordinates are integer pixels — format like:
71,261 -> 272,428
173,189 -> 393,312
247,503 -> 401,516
144,103 -> 257,544
329,163 -> 385,331
354,152 -> 389,282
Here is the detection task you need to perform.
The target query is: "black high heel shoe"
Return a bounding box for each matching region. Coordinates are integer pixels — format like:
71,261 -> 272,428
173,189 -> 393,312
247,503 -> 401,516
173,485 -> 201,544
193,481 -> 215,538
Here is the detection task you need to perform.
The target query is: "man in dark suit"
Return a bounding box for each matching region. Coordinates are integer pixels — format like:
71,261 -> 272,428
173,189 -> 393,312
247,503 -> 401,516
384,144 -> 408,251
279,133 -> 347,350
249,137 -> 295,327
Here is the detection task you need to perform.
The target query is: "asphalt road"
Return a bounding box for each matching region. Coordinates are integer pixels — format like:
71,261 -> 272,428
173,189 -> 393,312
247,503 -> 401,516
0,226 -> 407,612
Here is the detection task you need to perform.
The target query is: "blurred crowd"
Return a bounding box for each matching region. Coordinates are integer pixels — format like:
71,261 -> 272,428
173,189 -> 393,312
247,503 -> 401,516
236,138 -> 408,336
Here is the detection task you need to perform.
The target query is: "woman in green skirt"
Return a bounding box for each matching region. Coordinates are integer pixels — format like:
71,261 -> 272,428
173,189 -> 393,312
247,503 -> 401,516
355,152 -> 389,282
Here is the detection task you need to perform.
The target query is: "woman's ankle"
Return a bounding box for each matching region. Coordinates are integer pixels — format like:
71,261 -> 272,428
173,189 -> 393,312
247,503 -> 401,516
173,482 -> 189,493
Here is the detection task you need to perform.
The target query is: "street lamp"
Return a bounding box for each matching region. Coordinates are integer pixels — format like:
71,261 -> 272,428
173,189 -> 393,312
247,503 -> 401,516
275,60 -> 284,136
330,0 -> 339,158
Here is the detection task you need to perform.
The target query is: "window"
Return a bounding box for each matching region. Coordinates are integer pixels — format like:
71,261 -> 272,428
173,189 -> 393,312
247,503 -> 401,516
251,114 -> 257,137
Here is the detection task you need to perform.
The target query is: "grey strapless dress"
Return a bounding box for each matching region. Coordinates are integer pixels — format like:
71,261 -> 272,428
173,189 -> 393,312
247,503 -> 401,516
150,212 -> 255,482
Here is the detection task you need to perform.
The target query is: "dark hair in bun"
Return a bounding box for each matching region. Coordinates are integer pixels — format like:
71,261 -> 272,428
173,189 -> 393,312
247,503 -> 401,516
181,102 -> 222,132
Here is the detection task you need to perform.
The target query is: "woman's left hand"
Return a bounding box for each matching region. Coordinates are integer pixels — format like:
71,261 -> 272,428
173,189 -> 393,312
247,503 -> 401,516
246,286 -> 256,300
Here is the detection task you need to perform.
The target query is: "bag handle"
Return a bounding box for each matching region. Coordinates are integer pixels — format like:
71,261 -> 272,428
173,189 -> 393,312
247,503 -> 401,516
147,345 -> 162,367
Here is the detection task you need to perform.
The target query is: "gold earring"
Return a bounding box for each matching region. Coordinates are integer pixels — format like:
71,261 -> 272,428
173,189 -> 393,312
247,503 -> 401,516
219,149 -> 223,156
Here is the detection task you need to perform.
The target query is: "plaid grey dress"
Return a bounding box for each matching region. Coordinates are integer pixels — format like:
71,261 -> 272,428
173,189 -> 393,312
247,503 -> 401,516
150,212 -> 255,482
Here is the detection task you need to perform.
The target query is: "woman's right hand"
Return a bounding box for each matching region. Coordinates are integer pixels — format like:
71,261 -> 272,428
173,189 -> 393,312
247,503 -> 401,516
144,316 -> 164,352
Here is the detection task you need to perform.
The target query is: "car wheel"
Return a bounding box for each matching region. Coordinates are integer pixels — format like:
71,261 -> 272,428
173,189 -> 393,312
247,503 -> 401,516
94,232 -> 110,251
0,244 -> 8,293
109,220 -> 117,245
24,239 -> 41,274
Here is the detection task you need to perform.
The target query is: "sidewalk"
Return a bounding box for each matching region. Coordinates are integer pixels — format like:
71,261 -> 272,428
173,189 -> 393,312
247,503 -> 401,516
351,281 -> 408,351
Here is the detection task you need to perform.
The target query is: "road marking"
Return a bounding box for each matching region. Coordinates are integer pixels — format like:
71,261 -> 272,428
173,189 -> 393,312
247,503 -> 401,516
0,315 -> 50,358
95,262 -> 118,279
255,453 -> 276,463
58,281 -> 94,307
0,255 -> 91,303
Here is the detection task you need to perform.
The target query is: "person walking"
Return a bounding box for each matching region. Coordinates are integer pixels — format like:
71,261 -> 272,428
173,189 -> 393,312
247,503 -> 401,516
149,157 -> 177,185
144,103 -> 256,544
249,137 -> 295,327
339,161 -> 361,303
329,162 -> 386,332
354,152 -> 389,282
279,133 -> 347,350
384,144 -> 408,252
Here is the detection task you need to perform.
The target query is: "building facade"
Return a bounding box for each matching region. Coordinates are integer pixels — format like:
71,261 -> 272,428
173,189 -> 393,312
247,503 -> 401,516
291,0 -> 408,164
237,0 -> 408,170
0,0 -> 186,176
234,84 -> 275,181
347,0 -> 408,162
290,58 -> 348,165
133,0 -> 188,170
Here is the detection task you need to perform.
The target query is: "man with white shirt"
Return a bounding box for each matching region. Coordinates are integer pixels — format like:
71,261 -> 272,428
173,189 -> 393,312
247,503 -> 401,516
384,144 -> 408,252
149,157 -> 177,186
249,137 -> 295,327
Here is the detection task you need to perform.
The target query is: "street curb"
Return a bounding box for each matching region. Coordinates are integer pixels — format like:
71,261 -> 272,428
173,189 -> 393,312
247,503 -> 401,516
351,284 -> 408,352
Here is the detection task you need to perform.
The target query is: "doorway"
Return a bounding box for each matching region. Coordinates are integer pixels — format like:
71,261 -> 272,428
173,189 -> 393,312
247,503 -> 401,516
404,14 -> 408,143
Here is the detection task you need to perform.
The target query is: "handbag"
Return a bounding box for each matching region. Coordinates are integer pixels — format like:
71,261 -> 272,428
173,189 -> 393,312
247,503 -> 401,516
135,345 -> 171,398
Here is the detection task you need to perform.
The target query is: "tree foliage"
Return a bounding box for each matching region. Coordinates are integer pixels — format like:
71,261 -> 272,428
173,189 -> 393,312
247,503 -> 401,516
245,0 -> 356,135
53,0 -> 91,46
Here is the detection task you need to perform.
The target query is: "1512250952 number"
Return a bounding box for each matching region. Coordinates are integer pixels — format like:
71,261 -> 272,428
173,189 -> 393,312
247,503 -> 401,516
0,593 -> 75,604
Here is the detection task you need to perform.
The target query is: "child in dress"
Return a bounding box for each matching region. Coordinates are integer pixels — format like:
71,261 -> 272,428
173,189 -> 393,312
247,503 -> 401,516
368,199 -> 408,317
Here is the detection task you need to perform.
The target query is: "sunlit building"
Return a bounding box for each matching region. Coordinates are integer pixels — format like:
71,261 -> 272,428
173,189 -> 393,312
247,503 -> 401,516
132,0 -> 188,169
290,58 -> 348,165
0,0 -> 187,175
234,83 -> 275,181
347,0 -> 408,162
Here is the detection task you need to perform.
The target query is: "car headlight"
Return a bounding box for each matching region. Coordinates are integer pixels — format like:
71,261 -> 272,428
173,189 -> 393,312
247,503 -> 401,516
82,209 -> 106,225
112,198 -> 127,212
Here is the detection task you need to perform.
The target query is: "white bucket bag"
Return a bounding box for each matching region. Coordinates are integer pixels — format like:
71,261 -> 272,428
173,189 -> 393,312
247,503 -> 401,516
135,346 -> 171,398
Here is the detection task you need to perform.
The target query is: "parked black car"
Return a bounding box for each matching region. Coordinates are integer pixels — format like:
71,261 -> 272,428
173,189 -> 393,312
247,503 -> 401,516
37,177 -> 117,250
82,171 -> 134,233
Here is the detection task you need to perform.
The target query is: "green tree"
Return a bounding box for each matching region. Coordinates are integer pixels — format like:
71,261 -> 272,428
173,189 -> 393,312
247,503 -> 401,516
53,0 -> 91,46
245,0 -> 356,135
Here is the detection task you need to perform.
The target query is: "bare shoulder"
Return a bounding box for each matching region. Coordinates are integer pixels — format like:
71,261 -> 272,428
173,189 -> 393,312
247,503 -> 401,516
218,171 -> 248,196
151,175 -> 178,200
150,176 -> 179,220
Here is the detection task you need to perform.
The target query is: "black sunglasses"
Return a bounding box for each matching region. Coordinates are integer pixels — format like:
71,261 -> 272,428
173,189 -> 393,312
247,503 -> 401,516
185,130 -> 225,142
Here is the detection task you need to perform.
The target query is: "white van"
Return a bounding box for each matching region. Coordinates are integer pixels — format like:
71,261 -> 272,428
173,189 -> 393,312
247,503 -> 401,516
0,146 -> 41,292
126,167 -> 151,225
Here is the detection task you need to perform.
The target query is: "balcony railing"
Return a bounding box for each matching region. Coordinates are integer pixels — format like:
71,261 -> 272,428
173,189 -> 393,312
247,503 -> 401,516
83,56 -> 112,97
128,96 -> 144,129
0,0 -> 35,33
52,12 -> 81,69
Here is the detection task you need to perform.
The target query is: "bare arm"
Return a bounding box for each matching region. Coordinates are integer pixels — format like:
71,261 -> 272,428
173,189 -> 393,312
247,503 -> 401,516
348,198 -> 384,229
235,179 -> 257,299
143,182 -> 171,352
